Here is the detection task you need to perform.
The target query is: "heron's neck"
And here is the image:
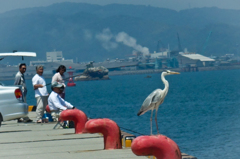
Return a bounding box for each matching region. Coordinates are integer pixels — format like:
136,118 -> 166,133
161,73 -> 169,93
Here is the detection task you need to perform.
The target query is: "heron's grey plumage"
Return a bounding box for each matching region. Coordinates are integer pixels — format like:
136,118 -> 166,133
137,70 -> 180,135
137,89 -> 164,116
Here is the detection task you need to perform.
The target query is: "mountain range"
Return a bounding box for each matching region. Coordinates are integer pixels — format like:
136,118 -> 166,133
0,2 -> 240,64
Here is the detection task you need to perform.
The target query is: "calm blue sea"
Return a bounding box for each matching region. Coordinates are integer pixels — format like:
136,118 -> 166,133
3,69 -> 240,159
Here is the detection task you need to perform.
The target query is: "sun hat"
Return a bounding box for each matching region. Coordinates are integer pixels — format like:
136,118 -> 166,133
51,81 -> 63,88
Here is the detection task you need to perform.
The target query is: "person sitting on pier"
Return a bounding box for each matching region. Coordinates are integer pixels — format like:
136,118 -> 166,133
48,81 -> 75,121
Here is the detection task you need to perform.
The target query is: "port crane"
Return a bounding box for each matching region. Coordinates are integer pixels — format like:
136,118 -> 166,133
201,31 -> 212,55
156,40 -> 165,52
177,33 -> 182,52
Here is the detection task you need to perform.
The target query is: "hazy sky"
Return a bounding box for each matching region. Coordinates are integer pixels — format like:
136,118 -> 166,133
0,0 -> 239,13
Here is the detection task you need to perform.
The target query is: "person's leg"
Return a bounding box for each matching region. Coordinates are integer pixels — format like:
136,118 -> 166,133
57,110 -> 68,128
42,96 -> 48,114
24,96 -> 27,103
51,111 -> 62,120
38,96 -> 48,122
51,111 -> 58,122
18,96 -> 32,123
36,96 -> 44,122
23,96 -> 33,122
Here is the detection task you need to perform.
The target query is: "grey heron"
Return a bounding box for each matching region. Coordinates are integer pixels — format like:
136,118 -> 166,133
137,70 -> 180,135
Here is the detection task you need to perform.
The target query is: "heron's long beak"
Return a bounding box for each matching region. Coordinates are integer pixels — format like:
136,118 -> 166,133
170,71 -> 180,74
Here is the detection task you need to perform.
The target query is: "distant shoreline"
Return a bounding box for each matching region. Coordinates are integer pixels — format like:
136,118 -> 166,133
1,65 -> 240,81
108,65 -> 240,76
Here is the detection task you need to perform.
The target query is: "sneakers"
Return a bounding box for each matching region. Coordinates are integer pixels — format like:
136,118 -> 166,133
36,119 -> 42,123
18,118 -> 33,123
63,122 -> 68,129
24,119 -> 33,123
17,118 -> 24,123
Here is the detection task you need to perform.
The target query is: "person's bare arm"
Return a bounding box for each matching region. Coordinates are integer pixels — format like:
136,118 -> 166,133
33,84 -> 43,90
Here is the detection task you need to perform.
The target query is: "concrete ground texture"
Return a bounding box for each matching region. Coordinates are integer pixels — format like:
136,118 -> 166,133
0,112 -> 196,159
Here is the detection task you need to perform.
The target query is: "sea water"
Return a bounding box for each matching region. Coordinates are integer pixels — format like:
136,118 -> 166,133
3,69 -> 240,159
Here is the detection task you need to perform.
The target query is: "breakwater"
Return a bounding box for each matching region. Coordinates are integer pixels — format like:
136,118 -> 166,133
108,65 -> 240,76
1,65 -> 240,81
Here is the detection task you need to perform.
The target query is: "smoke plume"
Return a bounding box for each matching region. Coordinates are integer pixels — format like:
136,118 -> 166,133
95,28 -> 118,50
95,28 -> 149,56
115,32 -> 149,56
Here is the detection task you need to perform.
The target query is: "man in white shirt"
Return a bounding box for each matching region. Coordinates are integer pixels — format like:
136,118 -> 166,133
32,65 -> 49,123
48,81 -> 75,121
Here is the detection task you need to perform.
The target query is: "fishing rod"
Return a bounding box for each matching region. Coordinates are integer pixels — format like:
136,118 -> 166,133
42,71 -> 146,136
44,72 -> 84,86
86,117 -> 146,136
118,126 -> 146,136
53,114 -> 146,136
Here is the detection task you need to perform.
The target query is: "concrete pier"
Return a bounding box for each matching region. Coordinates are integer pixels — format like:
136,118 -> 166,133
0,112 -> 197,159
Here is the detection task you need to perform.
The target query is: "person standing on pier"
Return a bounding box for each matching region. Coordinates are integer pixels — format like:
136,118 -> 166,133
14,63 -> 33,123
32,65 -> 49,123
52,65 -> 66,99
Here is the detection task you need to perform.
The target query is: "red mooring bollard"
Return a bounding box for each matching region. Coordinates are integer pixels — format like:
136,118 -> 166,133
131,135 -> 181,159
85,118 -> 122,150
60,109 -> 88,134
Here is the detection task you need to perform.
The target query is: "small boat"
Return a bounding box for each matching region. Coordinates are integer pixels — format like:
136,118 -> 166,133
145,75 -> 152,78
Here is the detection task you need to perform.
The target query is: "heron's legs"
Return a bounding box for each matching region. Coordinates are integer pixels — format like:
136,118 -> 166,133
155,108 -> 160,134
150,109 -> 153,135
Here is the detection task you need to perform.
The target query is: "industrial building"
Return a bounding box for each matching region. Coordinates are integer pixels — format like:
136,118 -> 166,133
30,50 -> 73,66
178,53 -> 215,67
150,51 -> 170,58
46,50 -> 63,62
